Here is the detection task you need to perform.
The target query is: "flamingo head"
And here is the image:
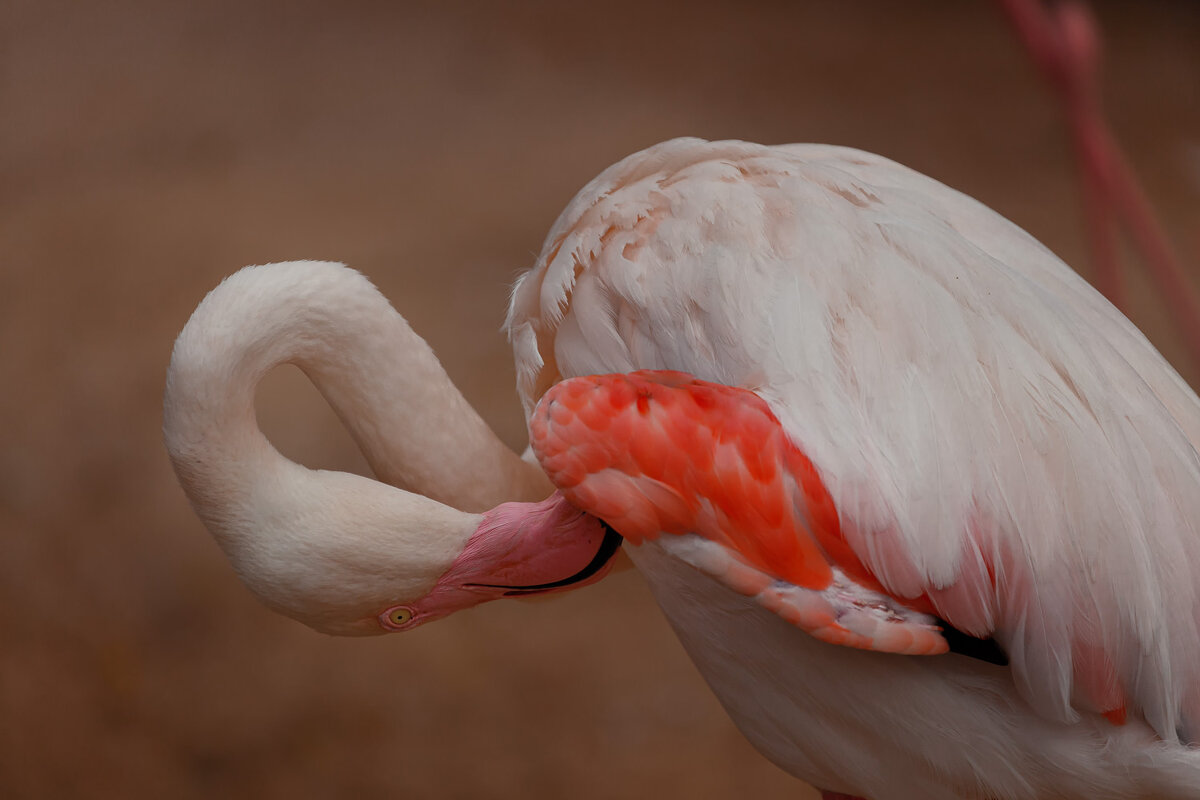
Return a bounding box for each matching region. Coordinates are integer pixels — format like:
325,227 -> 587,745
163,260 -> 624,638
174,457 -> 622,637
374,491 -> 621,633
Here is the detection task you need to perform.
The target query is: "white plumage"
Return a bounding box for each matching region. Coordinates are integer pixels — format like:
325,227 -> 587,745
507,138 -> 1200,799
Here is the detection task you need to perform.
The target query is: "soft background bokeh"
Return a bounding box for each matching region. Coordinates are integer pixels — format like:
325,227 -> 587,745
2,1 -> 1197,797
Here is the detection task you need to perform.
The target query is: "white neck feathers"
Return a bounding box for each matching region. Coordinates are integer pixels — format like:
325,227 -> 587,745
163,260 -> 547,633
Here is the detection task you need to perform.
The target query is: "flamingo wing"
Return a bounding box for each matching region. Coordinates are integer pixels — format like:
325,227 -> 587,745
530,370 -> 951,657
506,138 -> 1200,743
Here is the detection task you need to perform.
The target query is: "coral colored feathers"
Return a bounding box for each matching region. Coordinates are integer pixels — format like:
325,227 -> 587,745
530,370 -> 950,657
532,370 -> 835,590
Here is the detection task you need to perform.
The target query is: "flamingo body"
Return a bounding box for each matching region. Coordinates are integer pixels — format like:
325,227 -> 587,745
506,138 -> 1200,798
167,137 -> 1200,799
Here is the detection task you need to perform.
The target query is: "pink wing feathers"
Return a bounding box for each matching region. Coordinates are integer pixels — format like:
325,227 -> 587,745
531,370 -> 949,656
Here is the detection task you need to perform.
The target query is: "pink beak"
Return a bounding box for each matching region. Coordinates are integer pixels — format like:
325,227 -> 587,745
382,492 -> 621,630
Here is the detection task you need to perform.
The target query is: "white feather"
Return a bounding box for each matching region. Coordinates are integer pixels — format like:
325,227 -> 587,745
507,138 -> 1200,797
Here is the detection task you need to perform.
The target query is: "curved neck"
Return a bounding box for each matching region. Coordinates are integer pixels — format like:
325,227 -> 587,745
165,260 -> 550,514
162,260 -> 552,633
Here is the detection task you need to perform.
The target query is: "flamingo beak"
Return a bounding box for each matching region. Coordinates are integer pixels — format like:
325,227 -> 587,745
380,492 -> 622,631
463,519 -> 623,596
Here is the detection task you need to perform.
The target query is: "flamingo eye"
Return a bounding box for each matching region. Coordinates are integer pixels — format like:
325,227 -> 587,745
381,606 -> 414,629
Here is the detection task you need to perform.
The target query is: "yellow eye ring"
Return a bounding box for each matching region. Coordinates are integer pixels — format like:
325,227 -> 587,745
381,606 -> 414,629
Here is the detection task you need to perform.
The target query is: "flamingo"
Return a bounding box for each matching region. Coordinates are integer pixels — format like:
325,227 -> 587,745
166,138 -> 1200,799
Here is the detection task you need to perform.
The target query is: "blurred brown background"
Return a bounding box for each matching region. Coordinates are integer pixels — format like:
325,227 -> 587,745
2,1 -> 1197,798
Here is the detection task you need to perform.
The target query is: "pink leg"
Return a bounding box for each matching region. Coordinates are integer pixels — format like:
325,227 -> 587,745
996,0 -> 1200,372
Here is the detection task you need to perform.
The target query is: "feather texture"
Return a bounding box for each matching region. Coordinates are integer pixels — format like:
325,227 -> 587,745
507,138 -> 1200,798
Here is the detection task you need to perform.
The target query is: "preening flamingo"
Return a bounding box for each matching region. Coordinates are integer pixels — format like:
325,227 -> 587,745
164,260 -> 622,634
166,138 -> 1200,799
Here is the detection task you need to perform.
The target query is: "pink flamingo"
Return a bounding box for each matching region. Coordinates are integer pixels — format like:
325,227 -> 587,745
168,136 -> 1200,799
